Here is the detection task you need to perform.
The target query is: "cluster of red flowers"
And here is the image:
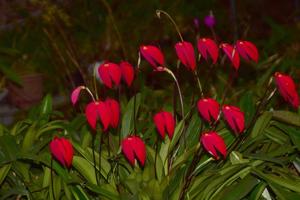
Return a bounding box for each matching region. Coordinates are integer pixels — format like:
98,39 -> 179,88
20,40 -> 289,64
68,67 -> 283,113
49,35 -> 299,169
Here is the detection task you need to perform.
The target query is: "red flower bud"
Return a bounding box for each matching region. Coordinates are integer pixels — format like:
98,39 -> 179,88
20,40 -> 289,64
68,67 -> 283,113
119,61 -> 135,87
50,137 -> 74,168
220,43 -> 240,70
197,98 -> 220,123
98,62 -> 121,88
153,111 -> 175,139
197,38 -> 219,64
274,72 -> 299,109
200,132 -> 227,159
175,41 -> 196,71
104,98 -> 120,128
71,86 -> 85,106
122,136 -> 146,167
140,45 -> 165,69
222,105 -> 245,134
236,40 -> 258,63
85,101 -> 111,131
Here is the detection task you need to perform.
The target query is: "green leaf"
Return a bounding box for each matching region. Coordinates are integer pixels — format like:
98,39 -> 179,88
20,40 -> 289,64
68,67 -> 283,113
252,169 -> 300,193
272,110 -> 300,127
239,91 -> 255,122
121,93 -> 141,138
169,120 -> 184,153
39,94 -> 53,118
0,62 -> 21,85
269,183 -> 300,200
85,183 -> 119,200
215,175 -> 260,200
249,182 -> 267,200
0,164 -> 11,185
71,185 -> 90,200
0,134 -> 19,161
22,123 -> 37,152
229,151 -> 249,165
72,156 -> 97,184
250,112 -> 272,139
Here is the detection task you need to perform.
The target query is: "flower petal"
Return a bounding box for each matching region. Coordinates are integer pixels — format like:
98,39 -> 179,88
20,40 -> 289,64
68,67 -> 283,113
120,61 -> 135,86
71,86 -> 85,106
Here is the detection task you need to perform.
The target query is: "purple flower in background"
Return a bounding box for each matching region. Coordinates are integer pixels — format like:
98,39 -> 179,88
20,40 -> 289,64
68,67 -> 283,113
204,11 -> 216,28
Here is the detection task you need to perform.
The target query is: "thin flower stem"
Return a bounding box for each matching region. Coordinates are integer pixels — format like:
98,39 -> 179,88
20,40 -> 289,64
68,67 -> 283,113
194,70 -> 204,98
85,87 -> 96,102
156,10 -> 184,42
51,158 -> 56,200
92,136 -> 99,185
99,134 -> 103,183
93,65 -> 99,100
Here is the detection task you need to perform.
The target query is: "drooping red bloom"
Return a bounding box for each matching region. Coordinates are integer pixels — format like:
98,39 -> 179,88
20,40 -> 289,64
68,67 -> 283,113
49,137 -> 74,168
104,98 -> 120,128
200,132 -> 227,159
153,111 -> 175,139
236,40 -> 259,63
85,101 -> 111,131
222,105 -> 245,134
220,43 -> 240,70
197,38 -> 219,64
119,61 -> 135,87
274,72 -> 299,109
197,98 -> 220,124
140,45 -> 165,69
71,86 -> 85,106
98,62 -> 122,88
175,41 -> 196,71
121,136 -> 146,166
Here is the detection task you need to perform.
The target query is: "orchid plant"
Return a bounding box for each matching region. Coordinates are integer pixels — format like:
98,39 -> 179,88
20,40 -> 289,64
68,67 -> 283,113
0,10 -> 300,200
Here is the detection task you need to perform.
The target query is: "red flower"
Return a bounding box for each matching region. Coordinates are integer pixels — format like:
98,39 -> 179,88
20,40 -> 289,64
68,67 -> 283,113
274,72 -> 299,109
140,45 -> 165,69
120,61 -> 135,87
153,111 -> 175,139
71,86 -> 85,106
200,132 -> 227,159
104,98 -> 120,128
222,105 -> 245,134
50,137 -> 74,168
85,101 -> 111,131
197,98 -> 220,124
197,38 -> 219,64
220,43 -> 240,70
236,40 -> 258,63
98,62 -> 121,88
122,136 -> 146,166
175,41 -> 196,71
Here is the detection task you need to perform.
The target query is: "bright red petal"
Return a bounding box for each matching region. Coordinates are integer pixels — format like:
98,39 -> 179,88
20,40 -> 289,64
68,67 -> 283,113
197,38 -> 219,64
71,86 -> 85,106
120,61 -> 135,86
236,40 -> 258,63
85,102 -> 99,130
163,111 -> 175,139
50,138 -> 67,167
60,138 -> 74,168
220,43 -> 240,70
140,45 -> 165,68
132,136 -> 146,166
222,105 -> 245,134
197,98 -> 220,123
175,41 -> 196,70
96,101 -> 111,131
108,63 -> 121,87
201,132 -> 227,159
154,112 -> 166,139
98,63 -> 112,88
105,98 -> 120,128
122,137 -> 135,166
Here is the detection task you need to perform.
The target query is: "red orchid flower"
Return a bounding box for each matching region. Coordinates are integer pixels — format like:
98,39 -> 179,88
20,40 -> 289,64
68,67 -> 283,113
175,41 -> 196,71
197,38 -> 219,64
71,86 -> 85,106
153,111 -> 175,139
85,101 -> 111,131
140,45 -> 165,69
104,98 -> 120,128
222,105 -> 245,134
197,98 -> 220,124
220,43 -> 240,70
236,40 -> 258,63
120,61 -> 135,87
122,136 -> 146,167
200,132 -> 227,159
49,137 -> 74,168
98,62 -> 121,88
274,72 -> 299,109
